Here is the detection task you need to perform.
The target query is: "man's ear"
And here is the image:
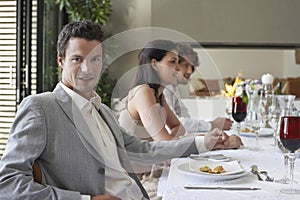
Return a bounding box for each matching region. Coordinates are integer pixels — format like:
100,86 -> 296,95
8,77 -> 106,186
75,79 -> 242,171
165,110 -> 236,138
151,58 -> 158,71
57,56 -> 64,69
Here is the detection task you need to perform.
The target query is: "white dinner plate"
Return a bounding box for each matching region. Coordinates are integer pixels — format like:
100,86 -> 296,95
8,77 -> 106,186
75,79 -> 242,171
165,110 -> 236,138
189,160 -> 244,176
177,162 -> 247,181
239,128 -> 274,137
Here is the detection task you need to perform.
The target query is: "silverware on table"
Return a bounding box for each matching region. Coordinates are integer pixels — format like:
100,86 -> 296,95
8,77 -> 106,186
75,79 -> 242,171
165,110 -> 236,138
184,186 -> 261,190
251,165 -> 274,182
260,171 -> 274,182
251,165 -> 264,181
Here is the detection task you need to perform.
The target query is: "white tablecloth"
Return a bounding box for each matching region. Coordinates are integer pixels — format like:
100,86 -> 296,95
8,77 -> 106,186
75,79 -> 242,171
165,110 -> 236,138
158,134 -> 300,200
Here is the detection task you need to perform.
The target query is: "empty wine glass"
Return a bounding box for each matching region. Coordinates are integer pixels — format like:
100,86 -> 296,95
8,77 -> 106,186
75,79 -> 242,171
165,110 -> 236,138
258,90 -> 272,128
269,95 -> 281,145
250,112 -> 264,150
225,97 -> 232,119
279,116 -> 300,194
245,87 -> 258,126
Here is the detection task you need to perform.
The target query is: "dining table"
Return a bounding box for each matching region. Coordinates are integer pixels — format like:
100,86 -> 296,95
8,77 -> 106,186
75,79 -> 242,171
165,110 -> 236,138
157,129 -> 300,200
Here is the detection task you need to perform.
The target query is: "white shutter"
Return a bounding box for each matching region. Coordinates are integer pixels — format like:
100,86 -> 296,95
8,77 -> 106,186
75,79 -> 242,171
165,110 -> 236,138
0,0 -> 17,158
0,0 -> 37,158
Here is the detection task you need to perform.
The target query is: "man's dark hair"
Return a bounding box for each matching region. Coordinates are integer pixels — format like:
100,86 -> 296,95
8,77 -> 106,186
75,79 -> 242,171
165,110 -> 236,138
57,20 -> 105,59
176,43 -> 199,72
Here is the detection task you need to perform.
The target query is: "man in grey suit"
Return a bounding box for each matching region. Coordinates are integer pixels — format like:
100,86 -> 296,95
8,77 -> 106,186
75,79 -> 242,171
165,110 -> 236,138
0,21 -> 242,200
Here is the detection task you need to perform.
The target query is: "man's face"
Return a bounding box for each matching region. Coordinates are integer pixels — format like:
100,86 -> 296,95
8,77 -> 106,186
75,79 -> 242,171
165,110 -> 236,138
177,56 -> 194,85
58,37 -> 102,99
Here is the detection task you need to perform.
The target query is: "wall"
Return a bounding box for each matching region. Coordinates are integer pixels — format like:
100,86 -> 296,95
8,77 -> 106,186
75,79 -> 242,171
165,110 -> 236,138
151,0 -> 300,45
107,0 -> 300,81
283,50 -> 300,77
192,48 -> 286,80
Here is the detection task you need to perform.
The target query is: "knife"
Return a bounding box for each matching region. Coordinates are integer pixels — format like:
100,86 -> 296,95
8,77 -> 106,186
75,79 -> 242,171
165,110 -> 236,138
184,186 -> 261,190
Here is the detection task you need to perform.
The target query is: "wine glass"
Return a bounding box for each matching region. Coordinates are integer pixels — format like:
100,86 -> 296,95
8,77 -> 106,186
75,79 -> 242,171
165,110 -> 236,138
274,95 -> 296,183
225,97 -> 232,119
232,96 -> 247,136
250,112 -> 264,150
279,116 -> 300,194
258,90 -> 273,128
269,95 -> 281,145
276,140 -> 290,184
245,87 -> 258,126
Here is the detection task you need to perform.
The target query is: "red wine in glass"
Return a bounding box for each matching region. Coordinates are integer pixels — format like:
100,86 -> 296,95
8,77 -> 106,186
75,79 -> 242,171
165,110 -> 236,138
232,97 -> 247,135
280,116 -> 300,152
279,116 -> 300,194
232,106 -> 247,122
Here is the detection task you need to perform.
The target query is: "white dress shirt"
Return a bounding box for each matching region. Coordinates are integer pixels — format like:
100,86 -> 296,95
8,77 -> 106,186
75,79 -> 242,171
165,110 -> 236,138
59,82 -> 144,200
164,85 -> 212,132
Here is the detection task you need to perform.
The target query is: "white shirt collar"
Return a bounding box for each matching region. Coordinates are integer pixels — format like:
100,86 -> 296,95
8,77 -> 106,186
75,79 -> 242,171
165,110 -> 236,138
59,82 -> 101,111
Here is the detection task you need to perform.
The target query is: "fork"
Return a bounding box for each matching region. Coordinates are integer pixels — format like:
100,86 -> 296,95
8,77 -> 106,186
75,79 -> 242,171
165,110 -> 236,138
260,171 -> 274,182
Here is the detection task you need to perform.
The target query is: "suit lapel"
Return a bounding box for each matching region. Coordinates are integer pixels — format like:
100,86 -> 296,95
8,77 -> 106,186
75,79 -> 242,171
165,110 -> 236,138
53,84 -> 104,164
98,106 -> 150,198
98,106 -> 124,148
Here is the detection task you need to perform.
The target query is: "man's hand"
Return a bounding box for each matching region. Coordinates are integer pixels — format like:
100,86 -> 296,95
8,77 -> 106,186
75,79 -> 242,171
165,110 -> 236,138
204,128 -> 226,150
91,195 -> 121,200
210,117 -> 233,130
223,134 -> 243,149
204,128 -> 243,150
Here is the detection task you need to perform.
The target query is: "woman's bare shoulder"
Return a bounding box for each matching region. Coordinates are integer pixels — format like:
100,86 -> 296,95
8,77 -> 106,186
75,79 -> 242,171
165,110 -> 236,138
132,85 -> 156,104
133,84 -> 154,96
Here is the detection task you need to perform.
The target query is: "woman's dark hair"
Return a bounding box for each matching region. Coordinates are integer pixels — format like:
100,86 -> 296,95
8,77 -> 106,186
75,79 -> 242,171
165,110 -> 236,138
134,39 -> 177,105
57,20 -> 105,59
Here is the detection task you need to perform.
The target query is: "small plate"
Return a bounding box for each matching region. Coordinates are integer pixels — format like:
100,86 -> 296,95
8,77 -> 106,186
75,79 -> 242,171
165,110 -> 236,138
189,160 -> 244,176
177,163 -> 247,181
239,128 -> 274,137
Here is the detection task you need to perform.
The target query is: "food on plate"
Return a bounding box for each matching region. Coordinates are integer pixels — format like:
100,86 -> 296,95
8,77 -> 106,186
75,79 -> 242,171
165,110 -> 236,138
199,166 -> 211,172
213,166 -> 225,173
199,165 -> 225,174
241,127 -> 255,133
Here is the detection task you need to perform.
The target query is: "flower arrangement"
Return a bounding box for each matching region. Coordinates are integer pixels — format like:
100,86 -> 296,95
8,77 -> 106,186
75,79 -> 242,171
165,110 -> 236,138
222,73 -> 243,97
222,73 -> 263,99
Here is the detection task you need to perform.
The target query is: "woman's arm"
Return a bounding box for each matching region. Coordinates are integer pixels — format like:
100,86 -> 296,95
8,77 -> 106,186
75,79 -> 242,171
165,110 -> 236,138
161,95 -> 186,138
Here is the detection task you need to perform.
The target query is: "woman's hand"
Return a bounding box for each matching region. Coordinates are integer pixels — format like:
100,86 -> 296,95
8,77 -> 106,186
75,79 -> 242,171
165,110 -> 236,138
210,117 -> 233,130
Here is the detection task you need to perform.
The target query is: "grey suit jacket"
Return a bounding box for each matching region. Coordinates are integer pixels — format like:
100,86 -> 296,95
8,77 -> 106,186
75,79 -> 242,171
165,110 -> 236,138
0,84 -> 198,200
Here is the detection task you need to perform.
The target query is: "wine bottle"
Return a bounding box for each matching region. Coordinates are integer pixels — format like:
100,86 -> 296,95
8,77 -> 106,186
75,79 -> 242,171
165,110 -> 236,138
235,83 -> 248,105
274,82 -> 283,95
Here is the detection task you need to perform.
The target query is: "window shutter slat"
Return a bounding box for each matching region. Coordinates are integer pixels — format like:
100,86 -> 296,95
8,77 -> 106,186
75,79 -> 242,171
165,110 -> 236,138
0,0 -> 37,159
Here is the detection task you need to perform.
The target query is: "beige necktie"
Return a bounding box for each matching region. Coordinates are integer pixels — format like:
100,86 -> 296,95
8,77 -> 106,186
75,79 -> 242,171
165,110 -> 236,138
90,95 -> 101,110
87,96 -> 109,147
